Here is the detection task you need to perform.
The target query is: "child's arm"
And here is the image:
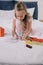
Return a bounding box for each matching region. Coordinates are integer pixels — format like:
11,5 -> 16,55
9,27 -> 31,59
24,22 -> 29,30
12,19 -> 16,37
12,19 -> 18,39
22,18 -> 32,40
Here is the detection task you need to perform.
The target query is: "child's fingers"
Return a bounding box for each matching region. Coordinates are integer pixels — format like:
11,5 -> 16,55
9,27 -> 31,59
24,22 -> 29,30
14,34 -> 18,39
21,36 -> 26,40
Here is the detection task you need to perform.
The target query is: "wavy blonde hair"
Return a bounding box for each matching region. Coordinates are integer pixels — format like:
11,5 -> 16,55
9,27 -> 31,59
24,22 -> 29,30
14,2 -> 27,13
14,2 -> 32,28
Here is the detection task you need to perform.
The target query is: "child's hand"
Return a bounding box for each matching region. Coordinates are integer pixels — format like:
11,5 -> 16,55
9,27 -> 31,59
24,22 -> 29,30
14,34 -> 18,39
19,36 -> 22,40
21,36 -> 26,40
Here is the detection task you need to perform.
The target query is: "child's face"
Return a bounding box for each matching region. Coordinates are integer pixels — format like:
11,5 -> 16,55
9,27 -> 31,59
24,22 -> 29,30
15,10 -> 26,21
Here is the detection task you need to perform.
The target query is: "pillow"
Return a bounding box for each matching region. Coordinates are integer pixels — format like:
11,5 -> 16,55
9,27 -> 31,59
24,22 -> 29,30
0,10 -> 14,20
0,7 -> 35,20
27,8 -> 35,16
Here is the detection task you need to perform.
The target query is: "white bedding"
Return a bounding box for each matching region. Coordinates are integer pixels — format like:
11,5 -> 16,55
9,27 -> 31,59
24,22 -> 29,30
0,10 -> 43,64
30,19 -> 43,39
0,34 -> 43,64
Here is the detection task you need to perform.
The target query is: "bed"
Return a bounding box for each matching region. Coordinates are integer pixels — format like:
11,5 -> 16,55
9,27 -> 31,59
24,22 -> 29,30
0,1 -> 43,65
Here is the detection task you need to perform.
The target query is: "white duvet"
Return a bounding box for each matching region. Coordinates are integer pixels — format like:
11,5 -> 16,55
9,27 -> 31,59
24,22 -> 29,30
30,19 -> 43,39
0,10 -> 43,64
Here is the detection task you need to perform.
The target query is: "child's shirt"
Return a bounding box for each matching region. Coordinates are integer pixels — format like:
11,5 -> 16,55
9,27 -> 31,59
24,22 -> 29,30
14,15 -> 32,37
16,19 -> 25,37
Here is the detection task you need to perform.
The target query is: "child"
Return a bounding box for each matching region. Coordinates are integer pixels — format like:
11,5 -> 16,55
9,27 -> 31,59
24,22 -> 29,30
12,2 -> 32,40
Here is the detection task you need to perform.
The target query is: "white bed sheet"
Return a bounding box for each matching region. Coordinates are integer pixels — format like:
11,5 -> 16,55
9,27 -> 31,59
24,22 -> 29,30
0,13 -> 43,64
0,34 -> 43,64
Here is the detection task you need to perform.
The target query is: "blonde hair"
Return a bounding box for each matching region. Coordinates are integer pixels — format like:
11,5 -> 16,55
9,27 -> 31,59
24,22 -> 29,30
14,2 -> 32,28
14,2 -> 27,13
